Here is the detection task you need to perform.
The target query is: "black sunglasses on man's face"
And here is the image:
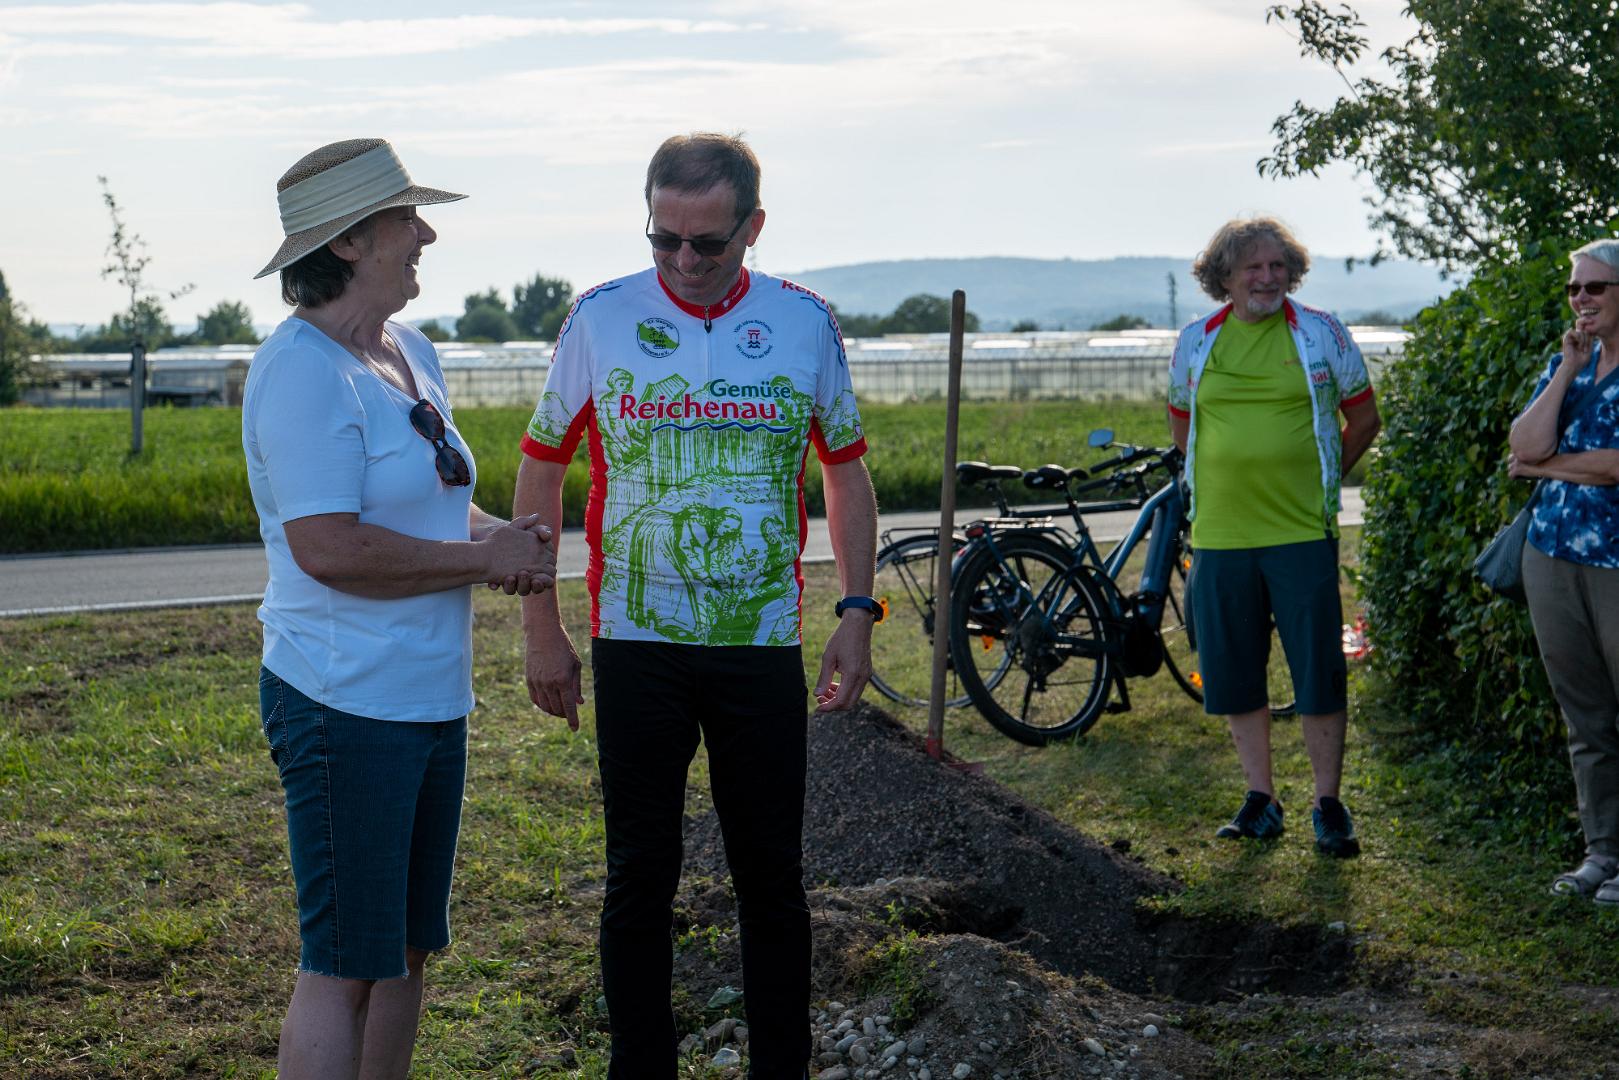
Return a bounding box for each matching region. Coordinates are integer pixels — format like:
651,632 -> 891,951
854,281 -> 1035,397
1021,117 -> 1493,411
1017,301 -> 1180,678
409,399 -> 471,487
644,209 -> 751,257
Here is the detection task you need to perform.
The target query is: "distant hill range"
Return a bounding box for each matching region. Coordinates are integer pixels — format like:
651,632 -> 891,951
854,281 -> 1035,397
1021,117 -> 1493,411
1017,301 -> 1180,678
781,256 -> 1457,330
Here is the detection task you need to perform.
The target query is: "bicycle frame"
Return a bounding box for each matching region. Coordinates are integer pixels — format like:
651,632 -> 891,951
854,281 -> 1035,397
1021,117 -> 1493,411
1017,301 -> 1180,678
1083,476 -> 1188,626
958,457 -> 1190,710
969,469 -> 1186,622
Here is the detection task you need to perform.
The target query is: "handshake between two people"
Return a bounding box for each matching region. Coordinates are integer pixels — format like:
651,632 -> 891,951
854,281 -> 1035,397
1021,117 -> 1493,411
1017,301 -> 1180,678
478,513 -> 558,595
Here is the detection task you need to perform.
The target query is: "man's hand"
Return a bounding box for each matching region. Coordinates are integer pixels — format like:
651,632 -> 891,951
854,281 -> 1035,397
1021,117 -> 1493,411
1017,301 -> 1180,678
527,629 -> 584,730
483,514 -> 557,595
814,612 -> 874,713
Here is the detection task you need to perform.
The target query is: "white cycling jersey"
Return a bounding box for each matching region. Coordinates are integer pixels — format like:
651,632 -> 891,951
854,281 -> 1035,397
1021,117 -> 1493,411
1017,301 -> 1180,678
522,267 -> 867,646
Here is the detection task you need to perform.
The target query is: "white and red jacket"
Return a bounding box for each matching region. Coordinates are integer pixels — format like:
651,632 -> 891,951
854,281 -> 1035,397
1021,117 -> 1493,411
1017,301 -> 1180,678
1168,297 -> 1374,525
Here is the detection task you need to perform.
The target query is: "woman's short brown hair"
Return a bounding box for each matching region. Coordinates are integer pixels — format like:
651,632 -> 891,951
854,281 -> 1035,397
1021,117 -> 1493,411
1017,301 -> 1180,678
1191,216 -> 1311,302
279,215 -> 376,309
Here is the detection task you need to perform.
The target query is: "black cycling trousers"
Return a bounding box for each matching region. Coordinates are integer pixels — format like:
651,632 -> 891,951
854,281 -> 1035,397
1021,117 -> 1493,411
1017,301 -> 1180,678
591,637 -> 811,1080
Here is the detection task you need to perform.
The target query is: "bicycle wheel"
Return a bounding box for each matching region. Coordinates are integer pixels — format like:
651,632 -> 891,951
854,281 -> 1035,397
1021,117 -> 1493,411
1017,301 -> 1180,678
869,533 -> 987,708
948,533 -> 1113,745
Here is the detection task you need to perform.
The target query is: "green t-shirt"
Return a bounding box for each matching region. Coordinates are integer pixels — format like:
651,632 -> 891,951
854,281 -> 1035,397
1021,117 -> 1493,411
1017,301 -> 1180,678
1190,310 -> 1331,549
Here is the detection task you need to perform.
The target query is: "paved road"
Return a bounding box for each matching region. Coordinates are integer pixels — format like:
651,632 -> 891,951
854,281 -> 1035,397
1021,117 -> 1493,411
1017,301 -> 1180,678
0,489 -> 1362,618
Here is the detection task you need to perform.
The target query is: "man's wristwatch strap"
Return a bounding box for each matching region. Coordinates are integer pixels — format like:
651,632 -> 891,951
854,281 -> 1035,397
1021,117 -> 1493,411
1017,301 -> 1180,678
835,595 -> 884,622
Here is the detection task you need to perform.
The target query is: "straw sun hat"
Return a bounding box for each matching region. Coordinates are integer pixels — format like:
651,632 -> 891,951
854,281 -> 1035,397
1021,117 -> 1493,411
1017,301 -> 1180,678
253,138 -> 466,279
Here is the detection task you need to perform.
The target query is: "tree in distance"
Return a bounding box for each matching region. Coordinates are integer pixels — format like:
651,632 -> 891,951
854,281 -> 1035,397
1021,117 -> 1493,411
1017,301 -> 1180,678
76,297 -> 177,353
1262,1 -> 1619,271
457,275 -> 576,342
0,269 -> 55,405
456,288 -> 518,343
883,293 -> 981,334
511,273 -> 574,340
415,319 -> 451,343
1089,314 -> 1151,331
830,293 -> 982,337
1011,319 -> 1040,333
192,301 -> 258,346
1350,309 -> 1410,328
830,306 -> 882,337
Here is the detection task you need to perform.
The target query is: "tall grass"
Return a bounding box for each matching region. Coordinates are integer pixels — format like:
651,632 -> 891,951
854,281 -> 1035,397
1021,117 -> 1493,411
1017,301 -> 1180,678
0,401 -> 1169,554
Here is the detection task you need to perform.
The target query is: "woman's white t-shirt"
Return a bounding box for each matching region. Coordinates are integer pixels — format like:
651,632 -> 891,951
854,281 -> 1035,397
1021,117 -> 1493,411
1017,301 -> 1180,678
243,317 -> 477,721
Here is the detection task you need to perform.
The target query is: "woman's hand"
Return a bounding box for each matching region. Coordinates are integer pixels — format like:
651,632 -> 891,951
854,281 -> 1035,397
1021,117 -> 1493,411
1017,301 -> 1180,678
482,514 -> 556,595
1563,325 -> 1594,364
1507,453 -> 1542,480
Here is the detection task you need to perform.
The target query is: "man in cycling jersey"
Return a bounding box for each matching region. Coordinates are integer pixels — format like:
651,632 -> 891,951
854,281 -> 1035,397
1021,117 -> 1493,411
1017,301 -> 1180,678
1167,216 -> 1380,859
513,132 -> 879,1079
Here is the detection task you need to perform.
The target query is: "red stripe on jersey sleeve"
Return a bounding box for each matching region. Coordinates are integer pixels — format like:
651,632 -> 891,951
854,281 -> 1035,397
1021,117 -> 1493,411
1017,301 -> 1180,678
1341,387 -> 1375,409
519,402 -> 593,462
810,416 -> 868,464
1167,404 -> 1191,419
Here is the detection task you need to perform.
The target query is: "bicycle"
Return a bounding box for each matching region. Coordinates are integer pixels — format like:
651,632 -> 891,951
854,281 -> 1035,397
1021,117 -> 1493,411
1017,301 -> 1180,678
942,430 -> 1203,744
868,436 -> 1293,736
868,462 -> 1021,708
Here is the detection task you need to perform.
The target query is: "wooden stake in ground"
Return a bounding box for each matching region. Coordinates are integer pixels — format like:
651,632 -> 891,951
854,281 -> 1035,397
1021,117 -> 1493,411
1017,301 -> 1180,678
926,290 -> 966,760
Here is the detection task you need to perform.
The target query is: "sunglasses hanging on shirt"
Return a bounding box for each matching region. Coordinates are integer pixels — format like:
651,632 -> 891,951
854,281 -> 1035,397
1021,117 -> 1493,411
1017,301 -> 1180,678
409,399 -> 471,487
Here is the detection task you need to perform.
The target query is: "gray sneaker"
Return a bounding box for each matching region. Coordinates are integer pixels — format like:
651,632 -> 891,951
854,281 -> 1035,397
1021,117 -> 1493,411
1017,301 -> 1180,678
1215,790 -> 1284,840
1312,796 -> 1360,858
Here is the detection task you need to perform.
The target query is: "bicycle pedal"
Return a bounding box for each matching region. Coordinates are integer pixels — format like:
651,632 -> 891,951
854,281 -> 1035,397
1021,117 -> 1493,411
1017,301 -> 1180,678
1104,701 -> 1132,714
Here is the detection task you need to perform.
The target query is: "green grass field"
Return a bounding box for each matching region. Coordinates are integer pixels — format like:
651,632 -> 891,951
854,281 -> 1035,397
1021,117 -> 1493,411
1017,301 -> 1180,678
0,402 -> 1172,554
2,536 -> 1616,1077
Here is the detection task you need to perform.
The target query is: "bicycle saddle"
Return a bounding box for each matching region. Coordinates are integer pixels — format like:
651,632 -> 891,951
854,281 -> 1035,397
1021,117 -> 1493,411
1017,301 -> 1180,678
955,461 -> 1024,485
1022,464 -> 1071,490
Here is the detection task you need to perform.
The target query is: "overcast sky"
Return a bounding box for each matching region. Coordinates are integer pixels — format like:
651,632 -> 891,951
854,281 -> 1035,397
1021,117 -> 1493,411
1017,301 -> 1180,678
0,0 -> 1415,328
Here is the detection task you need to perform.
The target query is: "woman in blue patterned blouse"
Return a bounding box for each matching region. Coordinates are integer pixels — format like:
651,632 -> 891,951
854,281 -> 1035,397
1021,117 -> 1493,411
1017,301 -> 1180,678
1508,238 -> 1619,903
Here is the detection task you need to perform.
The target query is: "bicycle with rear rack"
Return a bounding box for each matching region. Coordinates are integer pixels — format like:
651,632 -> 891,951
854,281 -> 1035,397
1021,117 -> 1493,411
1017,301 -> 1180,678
937,430 -> 1200,743
869,433 -> 1207,719
867,430 -> 1296,739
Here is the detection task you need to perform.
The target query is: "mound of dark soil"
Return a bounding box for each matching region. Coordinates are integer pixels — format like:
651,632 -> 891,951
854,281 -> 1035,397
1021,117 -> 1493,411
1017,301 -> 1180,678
684,706 -> 1347,1000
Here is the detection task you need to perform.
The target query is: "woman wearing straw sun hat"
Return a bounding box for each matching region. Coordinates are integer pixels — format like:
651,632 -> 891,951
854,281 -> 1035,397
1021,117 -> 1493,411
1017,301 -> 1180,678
243,137 -> 555,1078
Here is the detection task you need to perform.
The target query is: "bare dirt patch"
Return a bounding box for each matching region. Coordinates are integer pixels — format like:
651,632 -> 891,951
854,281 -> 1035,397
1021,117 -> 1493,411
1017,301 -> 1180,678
672,707 -> 1619,1079
675,707 -> 1356,1077
686,707 -> 1349,1002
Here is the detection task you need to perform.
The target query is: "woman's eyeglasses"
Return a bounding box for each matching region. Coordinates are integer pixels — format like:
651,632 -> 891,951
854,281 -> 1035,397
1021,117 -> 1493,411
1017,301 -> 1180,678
409,399 -> 471,487
1566,280 -> 1619,298
645,210 -> 751,257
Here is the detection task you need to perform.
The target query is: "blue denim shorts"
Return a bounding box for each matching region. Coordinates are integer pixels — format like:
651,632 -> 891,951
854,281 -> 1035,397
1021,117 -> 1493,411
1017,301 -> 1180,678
1187,538 -> 1348,716
259,667 -> 467,980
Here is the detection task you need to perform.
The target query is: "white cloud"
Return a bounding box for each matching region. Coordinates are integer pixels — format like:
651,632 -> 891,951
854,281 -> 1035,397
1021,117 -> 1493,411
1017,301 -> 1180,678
0,4 -> 762,59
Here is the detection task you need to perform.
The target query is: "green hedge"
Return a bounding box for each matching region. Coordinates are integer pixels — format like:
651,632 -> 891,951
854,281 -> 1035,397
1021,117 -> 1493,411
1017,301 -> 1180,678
0,400 -> 1171,554
1359,233 -> 1602,826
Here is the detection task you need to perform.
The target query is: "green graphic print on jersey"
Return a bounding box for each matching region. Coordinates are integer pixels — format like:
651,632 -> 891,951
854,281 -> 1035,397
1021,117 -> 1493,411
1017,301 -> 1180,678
521,268 -> 867,648
594,368 -> 826,644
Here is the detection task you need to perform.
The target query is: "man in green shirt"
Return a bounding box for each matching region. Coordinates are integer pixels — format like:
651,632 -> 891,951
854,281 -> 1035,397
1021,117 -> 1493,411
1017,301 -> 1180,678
1167,216 -> 1381,857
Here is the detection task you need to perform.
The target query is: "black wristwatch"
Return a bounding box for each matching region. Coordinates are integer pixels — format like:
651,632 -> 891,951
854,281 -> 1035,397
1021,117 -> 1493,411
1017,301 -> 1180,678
835,595 -> 884,622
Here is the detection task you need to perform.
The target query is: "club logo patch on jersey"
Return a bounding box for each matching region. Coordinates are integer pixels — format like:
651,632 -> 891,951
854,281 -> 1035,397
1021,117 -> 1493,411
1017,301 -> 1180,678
733,319 -> 774,359
636,318 -> 680,358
